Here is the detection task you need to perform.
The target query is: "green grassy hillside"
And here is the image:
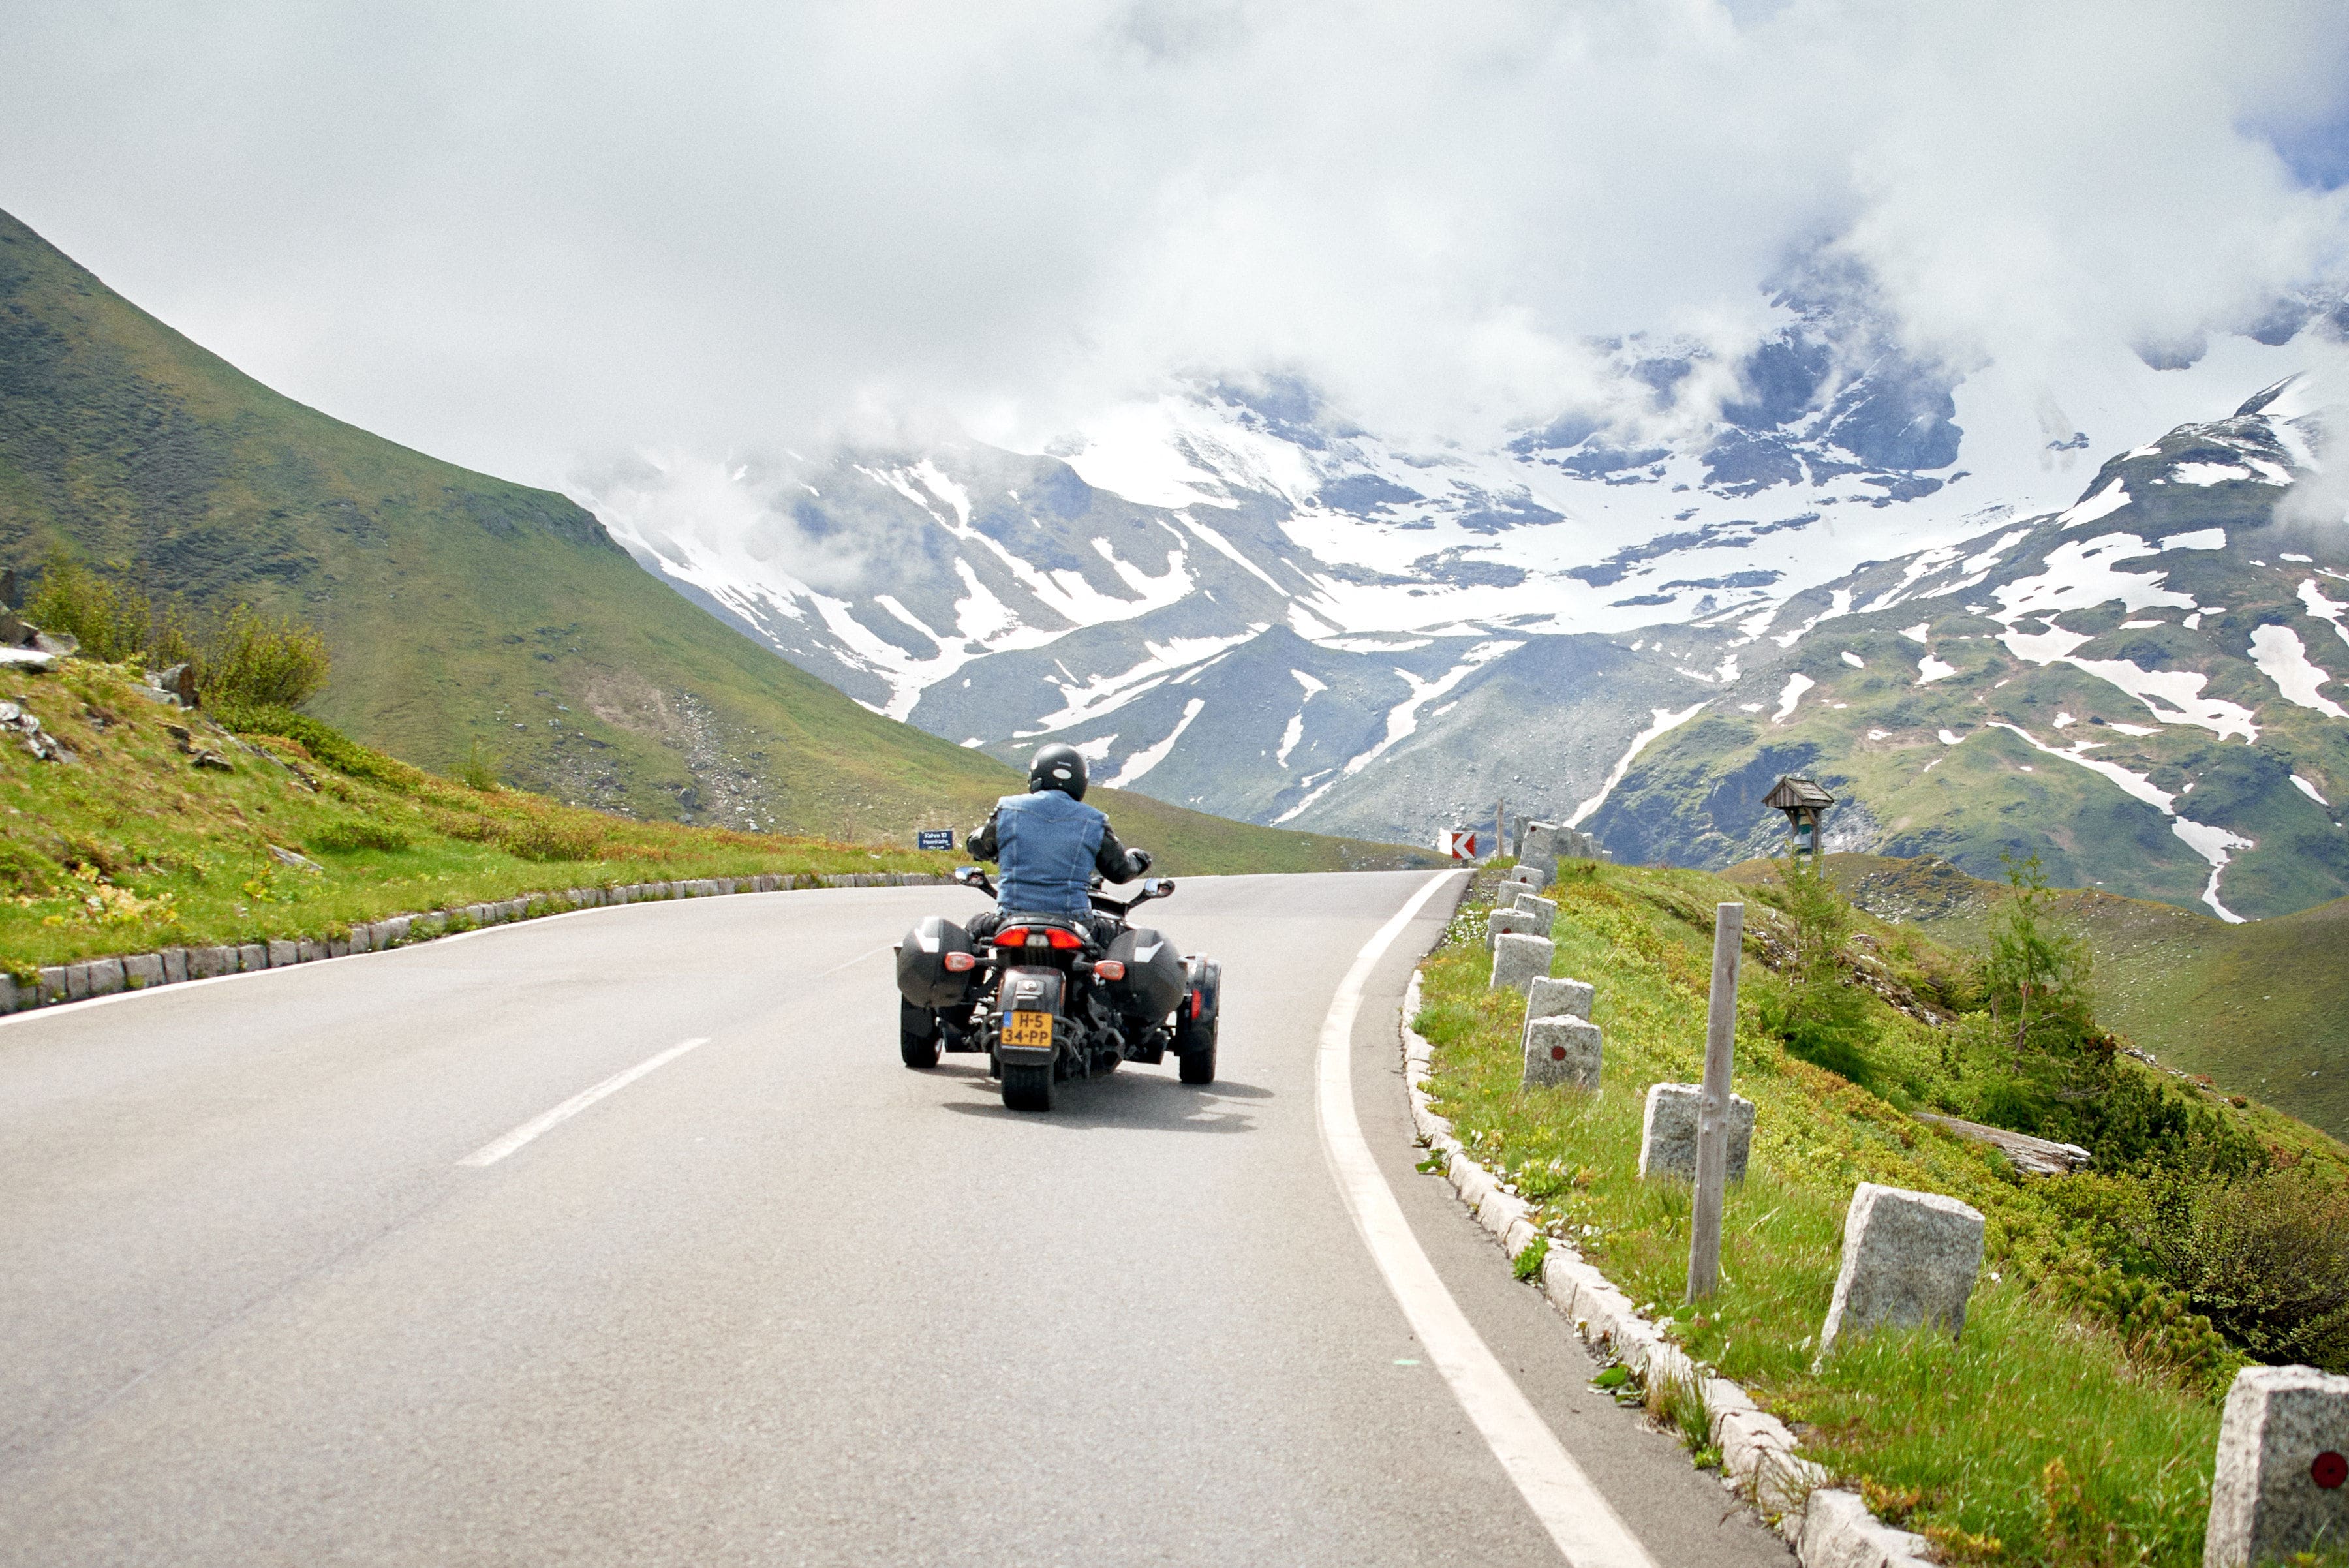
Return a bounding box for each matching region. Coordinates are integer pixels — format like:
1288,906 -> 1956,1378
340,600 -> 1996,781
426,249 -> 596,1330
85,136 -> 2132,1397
0,209 -> 1428,876
0,660 -> 969,970
1719,852 -> 2349,1139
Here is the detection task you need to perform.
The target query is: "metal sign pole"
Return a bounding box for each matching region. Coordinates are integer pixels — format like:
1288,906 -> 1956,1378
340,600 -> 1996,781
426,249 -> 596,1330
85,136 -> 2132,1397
1687,901 -> 1744,1302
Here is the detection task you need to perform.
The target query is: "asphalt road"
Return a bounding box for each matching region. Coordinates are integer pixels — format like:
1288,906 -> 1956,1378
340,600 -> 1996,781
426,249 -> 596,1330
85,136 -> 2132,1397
0,870 -> 1791,1567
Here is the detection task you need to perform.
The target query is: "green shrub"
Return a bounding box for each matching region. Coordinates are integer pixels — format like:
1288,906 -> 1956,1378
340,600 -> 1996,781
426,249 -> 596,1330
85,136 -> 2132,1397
215,705 -> 425,792
2162,1169 -> 2349,1372
200,604 -> 329,709
496,816 -> 604,862
2036,1256 -> 2236,1389
25,551 -> 198,667
1981,853 -> 2095,1062
1761,853 -> 1878,1083
309,818 -> 413,853
455,740 -> 500,792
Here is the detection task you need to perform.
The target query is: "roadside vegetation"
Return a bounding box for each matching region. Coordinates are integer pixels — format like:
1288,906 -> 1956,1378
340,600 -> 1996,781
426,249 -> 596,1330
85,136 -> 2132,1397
1416,856 -> 2349,1566
0,654 -> 959,973
1744,850 -> 2349,1143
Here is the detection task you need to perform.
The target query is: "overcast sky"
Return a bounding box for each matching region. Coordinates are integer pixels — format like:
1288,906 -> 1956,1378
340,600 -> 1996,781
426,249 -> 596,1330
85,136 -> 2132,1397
5,0 -> 2348,489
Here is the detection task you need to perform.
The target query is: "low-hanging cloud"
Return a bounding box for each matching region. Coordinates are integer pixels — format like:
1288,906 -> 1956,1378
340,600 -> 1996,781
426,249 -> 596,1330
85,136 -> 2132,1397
3,0 -> 2346,487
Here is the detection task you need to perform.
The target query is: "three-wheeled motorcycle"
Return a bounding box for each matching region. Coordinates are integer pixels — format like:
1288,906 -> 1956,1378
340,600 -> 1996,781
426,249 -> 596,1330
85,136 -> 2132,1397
893,867 -> 1221,1112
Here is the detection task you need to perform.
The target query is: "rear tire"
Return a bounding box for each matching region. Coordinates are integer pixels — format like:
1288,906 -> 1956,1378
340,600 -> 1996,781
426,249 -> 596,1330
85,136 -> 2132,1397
900,1001 -> 940,1069
1176,1019 -> 1218,1085
1002,1062 -> 1054,1111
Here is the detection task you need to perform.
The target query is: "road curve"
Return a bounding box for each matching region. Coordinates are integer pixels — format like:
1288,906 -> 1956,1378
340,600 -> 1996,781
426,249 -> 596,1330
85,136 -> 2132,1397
0,871 -> 1789,1567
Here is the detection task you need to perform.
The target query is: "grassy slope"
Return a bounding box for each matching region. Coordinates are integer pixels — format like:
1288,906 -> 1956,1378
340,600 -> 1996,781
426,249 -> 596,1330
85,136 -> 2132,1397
0,209 -> 1430,876
0,661 -> 975,969
1416,861 -> 2348,1566
1721,852 -> 2349,1140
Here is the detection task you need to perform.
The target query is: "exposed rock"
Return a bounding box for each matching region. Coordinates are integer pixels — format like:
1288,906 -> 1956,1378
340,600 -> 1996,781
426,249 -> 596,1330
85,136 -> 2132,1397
1914,1112 -> 2091,1176
138,662 -> 198,708
0,703 -> 70,762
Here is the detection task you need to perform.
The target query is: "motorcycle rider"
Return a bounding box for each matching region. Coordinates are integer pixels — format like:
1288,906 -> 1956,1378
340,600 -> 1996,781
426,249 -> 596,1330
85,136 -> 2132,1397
965,741 -> 1150,946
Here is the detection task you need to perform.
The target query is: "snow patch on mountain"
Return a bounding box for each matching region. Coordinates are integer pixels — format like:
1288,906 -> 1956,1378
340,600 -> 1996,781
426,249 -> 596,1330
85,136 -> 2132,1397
1109,698 -> 1206,788
2249,625 -> 2348,717
1569,702 -> 1708,827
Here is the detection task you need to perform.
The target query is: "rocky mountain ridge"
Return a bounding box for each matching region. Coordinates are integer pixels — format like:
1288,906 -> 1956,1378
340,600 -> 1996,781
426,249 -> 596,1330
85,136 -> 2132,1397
589,273 -> 2348,916
1585,376 -> 2349,921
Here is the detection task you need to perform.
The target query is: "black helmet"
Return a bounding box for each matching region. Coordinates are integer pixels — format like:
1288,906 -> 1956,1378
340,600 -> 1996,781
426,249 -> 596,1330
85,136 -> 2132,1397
1028,742 -> 1089,801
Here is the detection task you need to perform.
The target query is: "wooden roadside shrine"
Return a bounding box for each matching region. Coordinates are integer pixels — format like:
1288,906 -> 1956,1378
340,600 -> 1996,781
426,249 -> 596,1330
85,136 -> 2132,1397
1763,775 -> 1835,859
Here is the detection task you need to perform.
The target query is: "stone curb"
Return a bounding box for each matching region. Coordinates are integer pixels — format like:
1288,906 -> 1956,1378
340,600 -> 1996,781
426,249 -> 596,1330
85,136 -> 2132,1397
1,870 -> 949,1017
1400,968 -> 1933,1568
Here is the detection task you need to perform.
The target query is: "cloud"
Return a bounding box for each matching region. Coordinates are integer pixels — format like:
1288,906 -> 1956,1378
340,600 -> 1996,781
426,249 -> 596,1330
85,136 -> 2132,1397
3,0 -> 2347,483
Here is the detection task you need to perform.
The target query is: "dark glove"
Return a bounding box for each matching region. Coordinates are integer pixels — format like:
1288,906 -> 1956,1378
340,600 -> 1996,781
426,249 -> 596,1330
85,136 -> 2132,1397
1131,848 -> 1153,874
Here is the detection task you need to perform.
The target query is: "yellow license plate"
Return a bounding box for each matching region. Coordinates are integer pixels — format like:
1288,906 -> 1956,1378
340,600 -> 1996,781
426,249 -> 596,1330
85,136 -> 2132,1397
1000,1011 -> 1054,1048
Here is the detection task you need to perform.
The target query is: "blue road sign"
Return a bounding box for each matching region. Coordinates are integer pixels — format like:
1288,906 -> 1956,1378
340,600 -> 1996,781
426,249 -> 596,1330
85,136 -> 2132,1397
915,829 -> 955,852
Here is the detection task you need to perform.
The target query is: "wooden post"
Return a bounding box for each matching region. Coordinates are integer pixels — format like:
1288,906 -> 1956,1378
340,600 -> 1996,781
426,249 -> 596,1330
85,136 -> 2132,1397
1687,901 -> 1744,1302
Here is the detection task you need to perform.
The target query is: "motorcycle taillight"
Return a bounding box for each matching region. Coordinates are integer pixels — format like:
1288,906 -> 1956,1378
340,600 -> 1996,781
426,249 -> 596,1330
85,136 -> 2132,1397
1045,928 -> 1083,949
993,927 -> 1028,947
1093,959 -> 1126,982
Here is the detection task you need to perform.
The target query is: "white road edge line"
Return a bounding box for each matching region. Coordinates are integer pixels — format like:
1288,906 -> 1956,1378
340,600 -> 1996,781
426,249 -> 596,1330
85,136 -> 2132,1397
1316,871 -> 1659,1568
459,1038 -> 710,1168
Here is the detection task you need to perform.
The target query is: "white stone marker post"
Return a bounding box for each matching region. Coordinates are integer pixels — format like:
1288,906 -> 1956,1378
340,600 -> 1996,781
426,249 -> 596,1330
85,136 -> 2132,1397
1640,1083 -> 1754,1178
1686,902 -> 1744,1302
1490,933 -> 1554,995
1817,1183 -> 1984,1357
2203,1364 -> 2349,1568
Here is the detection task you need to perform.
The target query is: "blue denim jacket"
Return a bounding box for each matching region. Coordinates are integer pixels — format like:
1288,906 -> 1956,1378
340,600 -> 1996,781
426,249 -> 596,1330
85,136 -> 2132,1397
989,790 -> 1109,917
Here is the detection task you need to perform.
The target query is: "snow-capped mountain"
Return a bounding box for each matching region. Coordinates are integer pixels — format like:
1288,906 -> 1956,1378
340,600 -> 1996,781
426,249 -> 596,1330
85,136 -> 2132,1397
1579,373 -> 2349,922
583,269 -> 2348,915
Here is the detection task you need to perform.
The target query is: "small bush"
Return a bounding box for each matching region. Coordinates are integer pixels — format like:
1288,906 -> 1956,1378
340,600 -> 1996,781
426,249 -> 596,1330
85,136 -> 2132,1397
2163,1169 -> 2349,1372
1761,853 -> 1878,1082
310,818 -> 413,853
1980,853 -> 2095,1062
216,705 -> 425,792
25,551 -> 199,667
497,816 -> 604,862
202,604 -> 330,709
455,740 -> 500,792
